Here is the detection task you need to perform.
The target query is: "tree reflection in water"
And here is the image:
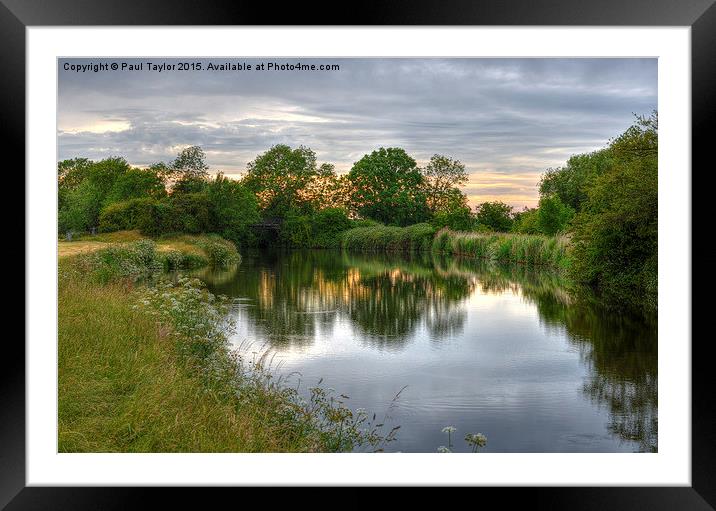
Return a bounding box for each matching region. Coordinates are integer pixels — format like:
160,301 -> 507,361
198,248 -> 657,452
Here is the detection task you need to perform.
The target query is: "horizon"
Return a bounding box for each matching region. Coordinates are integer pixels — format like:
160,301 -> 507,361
58,57 -> 657,210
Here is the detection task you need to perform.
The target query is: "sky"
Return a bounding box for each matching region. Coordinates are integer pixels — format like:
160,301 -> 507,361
58,58 -> 657,210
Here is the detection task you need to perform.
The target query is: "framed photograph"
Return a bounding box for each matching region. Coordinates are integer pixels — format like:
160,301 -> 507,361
9,0 -> 712,505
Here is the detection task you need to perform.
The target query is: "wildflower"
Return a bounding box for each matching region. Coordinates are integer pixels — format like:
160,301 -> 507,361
465,432 -> 487,452
437,446 -> 452,453
441,425 -> 456,448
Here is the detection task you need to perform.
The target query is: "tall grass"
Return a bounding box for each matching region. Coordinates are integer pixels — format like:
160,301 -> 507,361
433,228 -> 570,269
341,224 -> 569,269
341,223 -> 435,252
59,238 -> 396,452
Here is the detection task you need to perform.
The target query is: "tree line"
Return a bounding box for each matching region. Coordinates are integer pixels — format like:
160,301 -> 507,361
58,111 -> 657,310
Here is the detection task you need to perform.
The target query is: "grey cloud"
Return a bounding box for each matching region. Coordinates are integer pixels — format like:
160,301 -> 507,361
58,58 -> 657,208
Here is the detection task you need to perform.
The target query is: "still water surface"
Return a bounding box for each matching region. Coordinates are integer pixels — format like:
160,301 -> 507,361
198,249 -> 657,453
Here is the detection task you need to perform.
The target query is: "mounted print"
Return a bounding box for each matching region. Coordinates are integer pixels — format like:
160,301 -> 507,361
56,56 -> 658,455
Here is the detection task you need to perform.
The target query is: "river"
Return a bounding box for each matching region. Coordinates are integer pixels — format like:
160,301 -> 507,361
196,249 -> 657,453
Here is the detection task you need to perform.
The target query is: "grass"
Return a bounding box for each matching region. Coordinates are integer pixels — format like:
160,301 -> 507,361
59,275 -> 262,452
433,228 -> 570,269
341,224 -> 570,269
58,237 -> 395,452
341,223 -> 435,252
58,230 -> 229,264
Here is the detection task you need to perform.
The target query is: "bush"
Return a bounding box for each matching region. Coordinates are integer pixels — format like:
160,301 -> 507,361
511,207 -> 541,234
190,235 -> 241,267
280,210 -> 313,248
207,174 -> 260,247
84,239 -> 165,284
98,198 -> 157,233
431,205 -> 475,231
161,250 -> 208,271
537,195 -> 574,235
168,193 -> 212,234
475,201 -> 513,232
136,194 -> 211,237
311,208 -> 352,248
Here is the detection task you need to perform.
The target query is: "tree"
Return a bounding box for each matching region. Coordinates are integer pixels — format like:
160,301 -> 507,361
104,167 -> 166,204
511,207 -> 540,234
421,154 -> 469,213
475,201 -> 513,232
347,147 -> 430,226
431,192 -> 474,231
58,180 -> 104,233
569,112 -> 658,311
171,146 -> 209,178
539,148 -> 615,212
537,195 -> 574,235
57,157 -> 131,233
206,173 -> 260,246
242,144 -> 320,217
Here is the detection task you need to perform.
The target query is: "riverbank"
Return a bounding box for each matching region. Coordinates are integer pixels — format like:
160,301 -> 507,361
341,225 -> 570,270
58,235 -> 393,452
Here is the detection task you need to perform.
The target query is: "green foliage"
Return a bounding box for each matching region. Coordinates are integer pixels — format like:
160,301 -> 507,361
104,167 -> 166,204
310,208 -> 352,248
341,223 -> 436,252
279,207 -> 353,248
433,229 -> 569,268
569,113 -> 658,311
189,235 -> 241,267
421,154 -> 469,214
58,157 -> 132,233
243,144 -> 320,217
511,207 -> 540,234
475,201 -> 513,232
431,201 -> 475,231
206,173 -> 260,247
168,193 -> 212,234
539,148 -> 615,212
171,175 -> 208,195
59,180 -> 105,233
280,209 -> 313,247
537,195 -> 575,235
98,197 -> 157,233
171,145 -> 210,178
348,147 -> 430,226
82,239 -> 165,284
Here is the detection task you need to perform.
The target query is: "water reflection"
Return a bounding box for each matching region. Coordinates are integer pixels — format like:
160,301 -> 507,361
198,249 -> 657,452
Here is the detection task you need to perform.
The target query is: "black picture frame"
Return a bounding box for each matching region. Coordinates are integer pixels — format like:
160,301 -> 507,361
6,0 -> 712,506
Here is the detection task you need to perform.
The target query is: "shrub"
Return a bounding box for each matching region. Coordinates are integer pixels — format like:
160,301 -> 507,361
190,235 -> 241,267
280,210 -> 313,248
98,197 -> 158,233
475,201 -> 513,232
431,205 -> 475,231
84,239 -> 165,284
537,195 -> 575,235
311,208 -> 353,248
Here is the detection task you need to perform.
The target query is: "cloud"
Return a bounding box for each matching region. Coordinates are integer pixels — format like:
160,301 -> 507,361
58,58 -> 657,209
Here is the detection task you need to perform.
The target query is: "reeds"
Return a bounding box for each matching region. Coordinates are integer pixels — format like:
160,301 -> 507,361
341,223 -> 435,252
433,228 -> 570,269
